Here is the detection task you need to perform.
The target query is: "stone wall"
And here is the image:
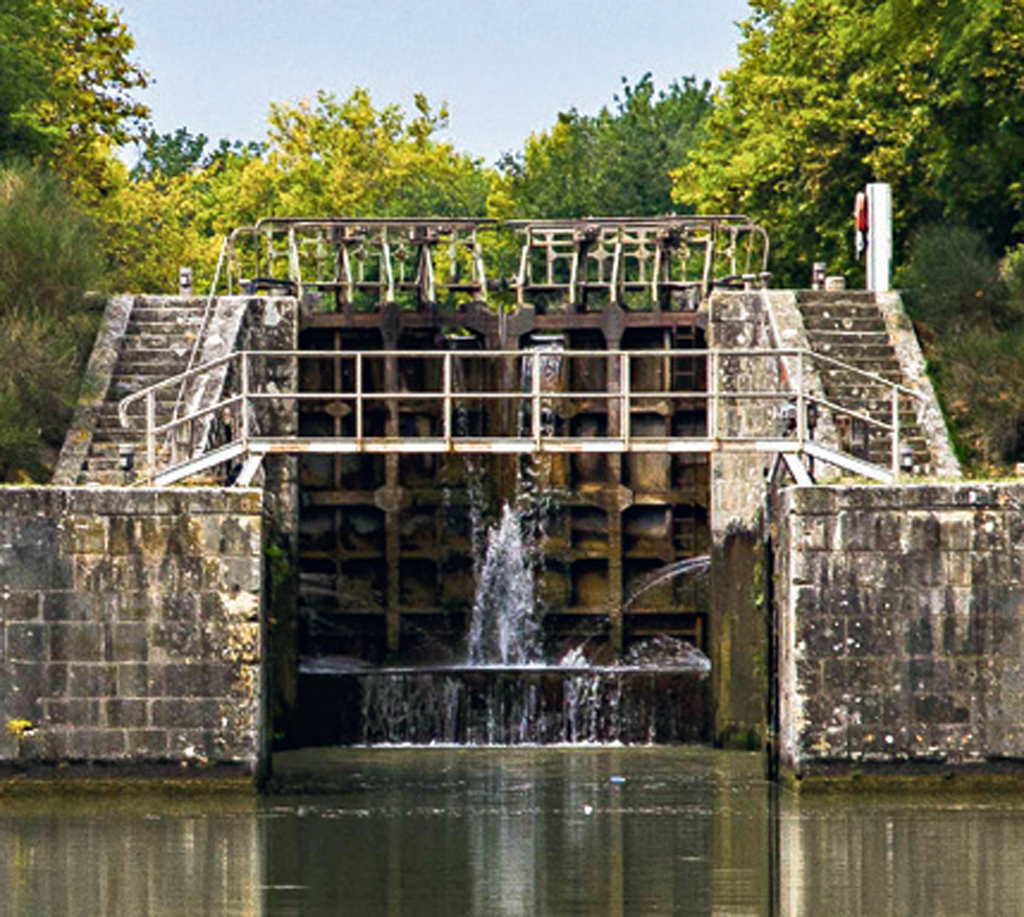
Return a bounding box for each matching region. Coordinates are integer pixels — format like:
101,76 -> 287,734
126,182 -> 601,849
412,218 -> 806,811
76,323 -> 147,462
0,487 -> 264,774
776,483 -> 1024,777
707,290 -> 778,746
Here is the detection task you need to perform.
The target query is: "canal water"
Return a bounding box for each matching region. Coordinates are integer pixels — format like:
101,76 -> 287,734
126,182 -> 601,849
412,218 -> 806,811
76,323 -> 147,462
2,747 -> 1024,915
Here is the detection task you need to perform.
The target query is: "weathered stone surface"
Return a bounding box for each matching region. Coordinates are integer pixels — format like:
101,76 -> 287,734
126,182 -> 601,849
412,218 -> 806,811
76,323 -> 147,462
0,486 -> 263,774
777,482 -> 1024,776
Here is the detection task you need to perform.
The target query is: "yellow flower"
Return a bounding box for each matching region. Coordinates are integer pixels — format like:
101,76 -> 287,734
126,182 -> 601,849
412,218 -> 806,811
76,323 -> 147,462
5,719 -> 34,739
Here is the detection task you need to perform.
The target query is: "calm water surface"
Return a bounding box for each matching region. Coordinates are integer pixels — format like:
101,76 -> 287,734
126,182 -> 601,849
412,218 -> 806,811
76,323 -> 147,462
2,748 -> 1024,915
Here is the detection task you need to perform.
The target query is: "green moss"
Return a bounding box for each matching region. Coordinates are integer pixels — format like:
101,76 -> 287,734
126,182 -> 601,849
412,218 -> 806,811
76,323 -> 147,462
0,775 -> 256,798
782,766 -> 1024,794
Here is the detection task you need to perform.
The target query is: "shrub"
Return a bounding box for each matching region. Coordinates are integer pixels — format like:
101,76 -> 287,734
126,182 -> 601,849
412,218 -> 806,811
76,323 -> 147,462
897,225 -> 1019,335
0,163 -> 101,479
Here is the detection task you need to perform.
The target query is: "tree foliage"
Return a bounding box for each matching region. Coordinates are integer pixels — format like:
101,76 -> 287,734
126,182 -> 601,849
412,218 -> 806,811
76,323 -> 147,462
496,74 -> 713,219
0,0 -> 149,192
676,0 -> 1024,284
105,89 -> 491,294
130,128 -> 212,181
247,88 -> 489,221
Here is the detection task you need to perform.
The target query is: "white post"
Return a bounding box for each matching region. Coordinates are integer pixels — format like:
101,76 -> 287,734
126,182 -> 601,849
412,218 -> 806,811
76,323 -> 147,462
621,353 -> 631,451
866,182 -> 893,292
355,353 -> 364,446
443,353 -> 452,450
532,351 -> 542,448
146,391 -> 156,483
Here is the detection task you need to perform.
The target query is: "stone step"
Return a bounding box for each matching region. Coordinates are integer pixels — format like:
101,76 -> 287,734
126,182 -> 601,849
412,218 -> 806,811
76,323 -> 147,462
797,291 -> 877,305
111,373 -> 187,389
129,305 -> 207,321
86,439 -> 144,454
115,359 -> 192,378
800,314 -> 887,333
125,326 -> 201,342
820,371 -> 904,389
104,399 -> 179,418
81,470 -> 133,485
810,342 -> 896,363
794,300 -> 884,319
126,318 -> 202,336
818,391 -> 919,412
92,428 -> 174,445
121,339 -> 196,358
805,329 -> 890,346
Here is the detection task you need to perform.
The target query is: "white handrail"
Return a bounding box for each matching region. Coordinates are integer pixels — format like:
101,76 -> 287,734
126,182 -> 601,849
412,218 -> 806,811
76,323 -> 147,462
119,347 -> 924,485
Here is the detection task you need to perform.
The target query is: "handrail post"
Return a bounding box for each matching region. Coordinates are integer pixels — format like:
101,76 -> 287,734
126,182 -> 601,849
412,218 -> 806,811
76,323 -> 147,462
796,350 -> 806,445
622,352 -> 631,450
708,350 -> 719,441
145,390 -> 156,484
355,353 -> 364,446
532,351 -> 542,448
443,352 -> 453,450
240,352 -> 250,455
892,385 -> 901,478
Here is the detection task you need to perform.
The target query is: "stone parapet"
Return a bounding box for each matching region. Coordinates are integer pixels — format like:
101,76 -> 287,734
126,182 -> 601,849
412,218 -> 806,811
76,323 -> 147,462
776,482 -> 1024,777
0,486 -> 264,776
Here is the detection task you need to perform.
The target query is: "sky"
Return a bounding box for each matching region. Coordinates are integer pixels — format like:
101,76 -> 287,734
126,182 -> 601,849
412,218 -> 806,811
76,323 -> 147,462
113,0 -> 751,167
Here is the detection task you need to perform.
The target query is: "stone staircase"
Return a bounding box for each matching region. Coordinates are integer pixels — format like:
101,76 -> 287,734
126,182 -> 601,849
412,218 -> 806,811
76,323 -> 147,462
70,300 -> 207,484
796,291 -> 932,471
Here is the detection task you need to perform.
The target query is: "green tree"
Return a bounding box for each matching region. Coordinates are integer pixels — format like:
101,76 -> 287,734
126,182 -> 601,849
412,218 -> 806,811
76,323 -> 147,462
675,0 -> 1024,285
103,89 -> 492,294
0,0 -> 149,193
237,88 -> 489,221
497,74 -> 713,219
130,128 -> 211,181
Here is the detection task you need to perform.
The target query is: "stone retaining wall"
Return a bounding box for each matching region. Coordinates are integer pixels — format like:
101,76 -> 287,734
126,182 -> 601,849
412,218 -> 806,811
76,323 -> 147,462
776,483 -> 1024,776
708,291 -> 776,746
0,487 -> 264,774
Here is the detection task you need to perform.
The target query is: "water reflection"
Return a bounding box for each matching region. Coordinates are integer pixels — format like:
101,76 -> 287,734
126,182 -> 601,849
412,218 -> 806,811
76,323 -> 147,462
265,748 -> 768,915
3,750 -> 1024,915
781,792 -> 1024,916
0,795 -> 260,915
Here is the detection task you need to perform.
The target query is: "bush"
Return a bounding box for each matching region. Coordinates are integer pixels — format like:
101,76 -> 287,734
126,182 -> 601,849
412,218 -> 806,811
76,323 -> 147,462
897,225 -> 1024,335
929,328 -> 1024,469
0,164 -> 101,479
0,163 -> 100,316
898,225 -> 1024,471
897,225 -> 1020,335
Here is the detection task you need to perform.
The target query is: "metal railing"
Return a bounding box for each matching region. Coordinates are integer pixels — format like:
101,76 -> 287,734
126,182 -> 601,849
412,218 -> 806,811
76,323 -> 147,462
508,215 -> 770,310
203,215 -> 770,316
118,347 -> 923,487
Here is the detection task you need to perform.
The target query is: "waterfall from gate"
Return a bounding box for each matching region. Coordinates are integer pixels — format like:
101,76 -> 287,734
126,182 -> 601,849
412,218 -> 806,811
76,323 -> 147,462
296,456 -> 712,746
467,504 -> 541,666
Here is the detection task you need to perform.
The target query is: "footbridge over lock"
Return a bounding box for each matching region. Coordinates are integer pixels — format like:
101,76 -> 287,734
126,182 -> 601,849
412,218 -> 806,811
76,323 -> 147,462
122,343 -> 913,489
